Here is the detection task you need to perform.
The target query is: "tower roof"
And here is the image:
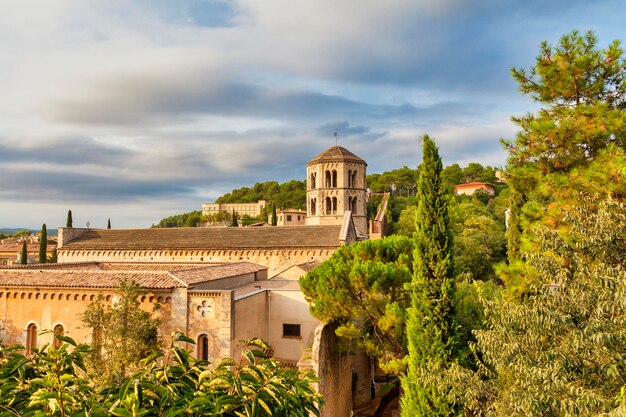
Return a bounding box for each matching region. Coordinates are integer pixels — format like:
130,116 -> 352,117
307,146 -> 366,166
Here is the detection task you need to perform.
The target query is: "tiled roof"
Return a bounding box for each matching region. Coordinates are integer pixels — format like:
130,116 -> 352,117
454,182 -> 494,189
0,262 -> 267,289
60,225 -> 343,250
0,270 -> 186,289
306,146 -> 366,166
0,238 -> 57,253
96,262 -> 223,271
173,262 -> 266,285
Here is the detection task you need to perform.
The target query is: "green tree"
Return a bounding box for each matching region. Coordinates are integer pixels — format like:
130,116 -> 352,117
300,236 -> 413,373
271,203 -> 277,226
107,218 -> 111,229
230,210 -> 239,227
401,135 -> 458,416
48,248 -> 58,263
20,240 -> 27,264
469,196 -> 626,416
0,334 -> 321,417
504,30 -> 626,191
82,281 -> 160,384
66,209 -> 73,228
39,223 -> 47,264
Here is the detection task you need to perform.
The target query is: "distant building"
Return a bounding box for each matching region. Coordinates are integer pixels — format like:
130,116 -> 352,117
454,181 -> 496,196
202,200 -> 267,218
0,237 -> 57,266
269,209 -> 307,226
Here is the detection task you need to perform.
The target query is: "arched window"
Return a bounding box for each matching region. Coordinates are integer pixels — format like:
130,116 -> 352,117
332,170 -> 337,188
310,198 -> 317,215
332,197 -> 338,213
26,323 -> 37,354
325,170 -> 332,187
53,324 -> 64,349
351,197 -> 357,214
351,170 -> 358,188
310,172 -> 316,189
325,197 -> 332,214
197,334 -> 210,361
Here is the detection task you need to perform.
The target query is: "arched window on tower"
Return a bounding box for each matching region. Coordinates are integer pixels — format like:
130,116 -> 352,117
53,324 -> 64,349
325,197 -> 332,214
332,197 -> 338,214
351,170 -> 358,188
197,334 -> 210,361
325,170 -> 331,187
351,197 -> 357,214
332,170 -> 337,188
311,198 -> 317,215
310,172 -> 316,189
347,170 -> 352,187
26,323 -> 37,354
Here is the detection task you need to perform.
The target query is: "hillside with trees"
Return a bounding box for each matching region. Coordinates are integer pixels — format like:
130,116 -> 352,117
302,30 -> 626,416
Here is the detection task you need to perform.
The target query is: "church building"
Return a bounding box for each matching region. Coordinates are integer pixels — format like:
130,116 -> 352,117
0,145 -> 369,369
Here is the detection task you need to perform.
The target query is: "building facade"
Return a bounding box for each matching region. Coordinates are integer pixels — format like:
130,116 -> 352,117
202,200 -> 267,218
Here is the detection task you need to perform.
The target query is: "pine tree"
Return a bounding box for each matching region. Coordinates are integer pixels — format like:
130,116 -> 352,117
271,204 -> 278,226
107,218 -> 111,229
38,224 -> 47,264
66,210 -> 73,228
230,210 -> 238,227
401,135 -> 458,416
20,240 -> 28,265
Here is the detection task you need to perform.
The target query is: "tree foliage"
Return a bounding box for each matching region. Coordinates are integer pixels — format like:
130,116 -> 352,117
38,223 -> 47,264
82,281 -> 160,385
300,236 -> 413,373
401,135 -> 459,417
20,240 -> 27,264
0,334 -> 321,417
504,30 -> 626,189
66,209 -> 73,228
468,196 -> 626,416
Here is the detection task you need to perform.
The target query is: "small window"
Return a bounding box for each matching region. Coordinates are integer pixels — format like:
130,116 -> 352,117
26,323 -> 37,354
53,324 -> 64,348
287,215 -> 292,221
197,334 -> 209,361
297,215 -> 301,221
283,324 -> 301,338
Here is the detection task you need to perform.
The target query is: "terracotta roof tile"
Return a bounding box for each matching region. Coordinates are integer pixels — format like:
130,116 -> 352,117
307,146 -> 366,166
60,225 -> 342,250
173,262 -> 267,285
0,270 -> 186,289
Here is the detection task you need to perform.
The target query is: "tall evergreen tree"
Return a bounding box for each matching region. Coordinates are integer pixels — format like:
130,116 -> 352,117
401,135 -> 458,416
107,218 -> 111,229
230,210 -> 238,227
271,203 -> 278,226
20,240 -> 28,264
38,224 -> 47,264
66,210 -> 73,228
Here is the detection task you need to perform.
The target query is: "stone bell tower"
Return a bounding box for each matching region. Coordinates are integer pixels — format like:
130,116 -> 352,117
305,146 -> 368,237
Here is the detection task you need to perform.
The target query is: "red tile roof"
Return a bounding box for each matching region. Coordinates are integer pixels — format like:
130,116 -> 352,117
306,146 -> 366,165
60,225 -> 343,250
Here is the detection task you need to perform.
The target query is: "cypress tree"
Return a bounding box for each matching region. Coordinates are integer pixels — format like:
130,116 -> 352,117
271,204 -> 278,226
401,135 -> 457,416
230,210 -> 238,227
66,210 -> 73,228
20,240 -> 28,265
39,224 -> 47,264
107,218 -> 111,229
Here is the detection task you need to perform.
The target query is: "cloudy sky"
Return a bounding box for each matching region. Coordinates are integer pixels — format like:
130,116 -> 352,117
0,0 -> 623,229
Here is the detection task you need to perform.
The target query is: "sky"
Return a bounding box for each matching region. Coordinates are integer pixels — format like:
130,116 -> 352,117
0,0 -> 624,229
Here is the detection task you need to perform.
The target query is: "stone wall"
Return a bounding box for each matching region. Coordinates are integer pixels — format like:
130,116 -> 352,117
58,247 -> 336,278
